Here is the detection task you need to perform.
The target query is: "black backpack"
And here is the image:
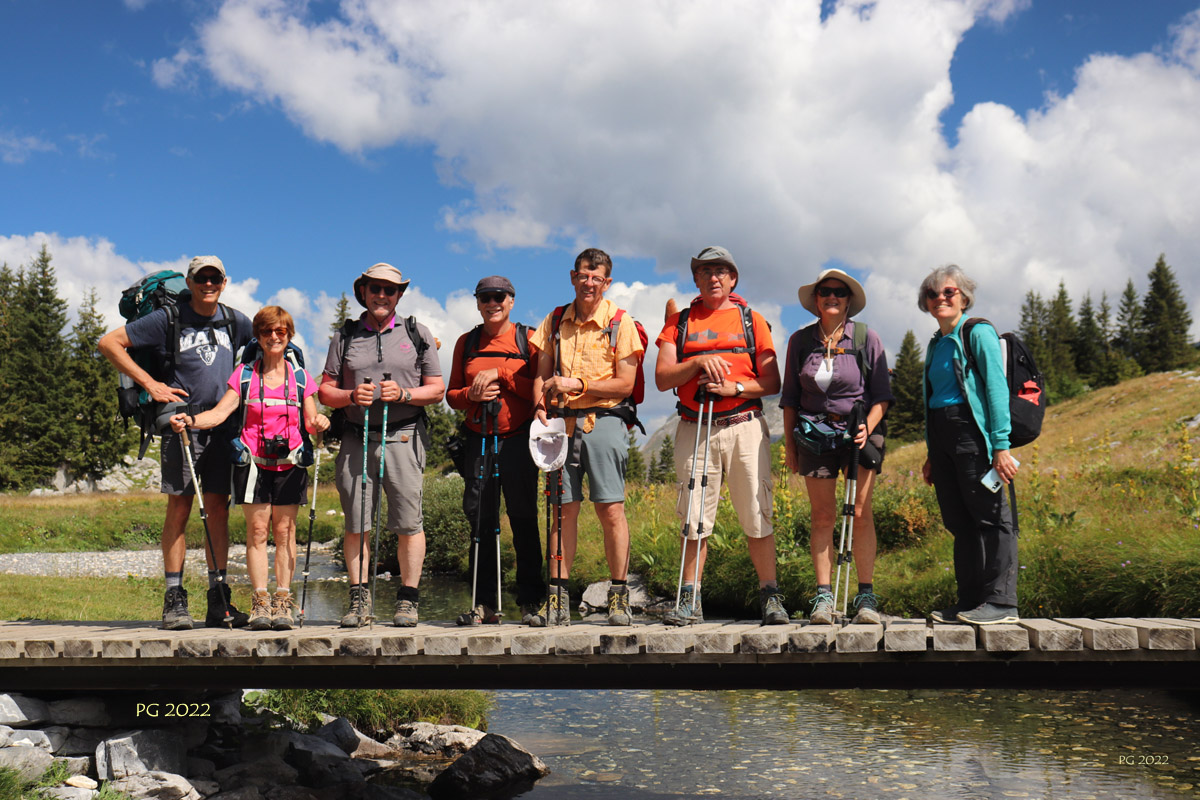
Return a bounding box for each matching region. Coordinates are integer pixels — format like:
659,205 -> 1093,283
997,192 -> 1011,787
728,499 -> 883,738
961,318 -> 1045,448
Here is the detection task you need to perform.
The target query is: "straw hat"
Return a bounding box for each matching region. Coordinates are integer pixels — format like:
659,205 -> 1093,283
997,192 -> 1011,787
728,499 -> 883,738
797,268 -> 866,317
353,263 -> 411,307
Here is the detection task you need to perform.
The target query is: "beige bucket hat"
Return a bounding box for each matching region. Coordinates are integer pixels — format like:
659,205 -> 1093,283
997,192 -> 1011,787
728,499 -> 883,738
798,268 -> 866,317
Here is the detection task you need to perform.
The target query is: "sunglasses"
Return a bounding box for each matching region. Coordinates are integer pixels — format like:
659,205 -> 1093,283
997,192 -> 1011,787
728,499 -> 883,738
192,272 -> 223,286
816,286 -> 851,298
367,283 -> 400,297
260,327 -> 290,339
477,291 -> 509,304
925,287 -> 961,301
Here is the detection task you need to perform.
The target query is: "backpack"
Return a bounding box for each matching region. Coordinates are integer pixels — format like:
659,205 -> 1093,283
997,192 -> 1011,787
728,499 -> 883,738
550,304 -> 647,433
230,340 -> 314,470
960,318 -> 1045,448
673,293 -> 764,419
463,322 -> 531,364
116,270 -> 238,459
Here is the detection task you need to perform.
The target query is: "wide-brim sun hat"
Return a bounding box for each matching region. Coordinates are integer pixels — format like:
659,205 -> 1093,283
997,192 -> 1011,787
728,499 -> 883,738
798,268 -> 866,317
529,417 -> 569,472
353,263 -> 411,307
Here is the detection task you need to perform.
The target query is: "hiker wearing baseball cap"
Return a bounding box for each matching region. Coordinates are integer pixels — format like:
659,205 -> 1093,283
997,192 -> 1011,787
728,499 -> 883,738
318,262 -> 444,628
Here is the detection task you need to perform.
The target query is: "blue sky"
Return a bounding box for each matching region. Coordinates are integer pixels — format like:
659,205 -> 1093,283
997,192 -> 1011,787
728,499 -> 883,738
3,0 -> 1199,433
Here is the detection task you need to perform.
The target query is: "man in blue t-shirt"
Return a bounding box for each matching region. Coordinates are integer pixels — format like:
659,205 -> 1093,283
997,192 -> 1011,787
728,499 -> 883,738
99,256 -> 253,630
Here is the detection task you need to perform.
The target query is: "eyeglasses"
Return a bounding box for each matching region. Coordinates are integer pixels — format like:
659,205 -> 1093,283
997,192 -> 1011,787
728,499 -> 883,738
260,327 -> 290,340
573,272 -> 608,286
696,266 -> 733,280
477,291 -> 509,304
816,286 -> 851,298
192,272 -> 223,286
367,283 -> 400,297
925,287 -> 961,301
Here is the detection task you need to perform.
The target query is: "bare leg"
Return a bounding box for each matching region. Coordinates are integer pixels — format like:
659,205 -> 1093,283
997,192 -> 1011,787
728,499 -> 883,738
804,477 -> 838,585
243,503 -> 272,589
271,505 -> 300,588
162,494 -> 193,573
395,532 -> 426,588
594,501 -> 629,581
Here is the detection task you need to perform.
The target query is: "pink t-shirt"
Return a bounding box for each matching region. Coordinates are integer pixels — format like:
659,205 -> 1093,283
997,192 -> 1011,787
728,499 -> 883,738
228,363 -> 318,471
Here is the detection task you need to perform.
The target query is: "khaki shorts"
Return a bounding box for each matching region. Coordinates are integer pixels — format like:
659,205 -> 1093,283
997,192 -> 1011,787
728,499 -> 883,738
335,425 -> 425,535
674,415 -> 773,540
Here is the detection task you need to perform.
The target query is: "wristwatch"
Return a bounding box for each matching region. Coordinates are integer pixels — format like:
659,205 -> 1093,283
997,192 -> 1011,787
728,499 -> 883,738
734,381 -> 745,397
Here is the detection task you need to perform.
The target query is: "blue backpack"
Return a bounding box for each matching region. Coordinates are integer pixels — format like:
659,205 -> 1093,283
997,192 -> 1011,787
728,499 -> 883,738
230,340 -> 314,469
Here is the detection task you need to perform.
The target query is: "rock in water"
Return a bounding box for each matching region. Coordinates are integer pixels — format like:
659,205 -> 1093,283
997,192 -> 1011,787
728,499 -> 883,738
427,733 -> 548,800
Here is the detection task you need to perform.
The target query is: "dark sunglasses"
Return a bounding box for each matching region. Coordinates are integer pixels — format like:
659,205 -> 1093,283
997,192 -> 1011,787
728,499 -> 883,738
367,283 -> 400,297
816,286 -> 851,298
925,287 -> 961,301
259,327 -> 289,339
192,272 -> 223,286
477,291 -> 509,304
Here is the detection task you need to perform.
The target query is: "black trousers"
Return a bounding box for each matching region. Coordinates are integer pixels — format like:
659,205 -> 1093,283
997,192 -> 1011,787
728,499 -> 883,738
927,404 -> 1018,608
461,422 -> 544,609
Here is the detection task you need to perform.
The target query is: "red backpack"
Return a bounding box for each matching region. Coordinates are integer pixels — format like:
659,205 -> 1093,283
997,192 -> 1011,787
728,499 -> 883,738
551,304 -> 647,432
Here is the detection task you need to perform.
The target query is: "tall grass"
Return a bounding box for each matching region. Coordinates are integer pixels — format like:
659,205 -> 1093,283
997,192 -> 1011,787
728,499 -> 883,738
251,688 -> 491,732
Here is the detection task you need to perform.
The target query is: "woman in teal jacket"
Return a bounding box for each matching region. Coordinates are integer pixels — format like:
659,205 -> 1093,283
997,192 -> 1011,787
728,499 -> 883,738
919,265 -> 1020,625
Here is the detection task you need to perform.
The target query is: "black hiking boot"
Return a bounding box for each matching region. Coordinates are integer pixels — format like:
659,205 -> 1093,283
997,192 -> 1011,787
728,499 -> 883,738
162,586 -> 194,631
205,583 -> 250,628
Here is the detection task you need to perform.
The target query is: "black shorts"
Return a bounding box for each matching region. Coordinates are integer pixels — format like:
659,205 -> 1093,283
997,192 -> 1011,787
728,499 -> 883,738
232,463 -> 308,506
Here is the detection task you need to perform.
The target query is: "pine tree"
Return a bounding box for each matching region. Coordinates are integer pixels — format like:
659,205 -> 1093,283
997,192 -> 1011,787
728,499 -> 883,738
1045,281 -> 1084,400
1018,291 -> 1049,372
65,288 -> 135,479
888,330 -> 925,442
1140,254 -> 1196,372
0,264 -> 23,487
1073,293 -> 1104,385
1096,289 -> 1140,386
330,292 -> 353,339
1114,279 -> 1142,361
650,434 -> 676,484
625,429 -> 646,484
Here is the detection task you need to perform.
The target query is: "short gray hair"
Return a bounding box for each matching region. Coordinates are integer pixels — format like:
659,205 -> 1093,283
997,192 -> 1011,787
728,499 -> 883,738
918,264 -> 976,312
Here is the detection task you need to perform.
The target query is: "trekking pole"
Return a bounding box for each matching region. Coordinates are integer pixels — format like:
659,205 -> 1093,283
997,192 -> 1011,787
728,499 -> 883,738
490,400 -> 503,619
357,377 -> 373,625
298,433 -> 322,628
833,402 -> 865,618
179,420 -> 232,627
672,390 -> 712,623
369,373 -> 392,629
689,392 -> 716,618
468,404 -> 490,618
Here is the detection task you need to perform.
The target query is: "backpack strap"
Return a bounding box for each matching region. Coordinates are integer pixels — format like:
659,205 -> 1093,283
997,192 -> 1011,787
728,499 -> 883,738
463,323 -> 532,363
674,303 -> 760,374
960,317 -> 992,377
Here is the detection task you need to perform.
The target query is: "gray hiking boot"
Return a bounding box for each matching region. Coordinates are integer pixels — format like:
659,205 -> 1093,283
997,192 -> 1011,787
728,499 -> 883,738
606,585 -> 632,626
519,603 -> 541,625
930,604 -> 963,623
248,589 -> 273,631
339,585 -> 372,628
760,587 -> 788,625
851,591 -> 882,625
663,584 -> 703,626
162,586 -> 194,631
528,587 -> 570,627
956,603 -> 1018,625
809,590 -> 835,625
393,597 -> 419,627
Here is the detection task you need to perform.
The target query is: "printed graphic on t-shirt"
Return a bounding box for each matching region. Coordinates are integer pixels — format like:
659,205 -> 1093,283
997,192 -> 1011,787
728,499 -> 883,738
180,328 -> 232,366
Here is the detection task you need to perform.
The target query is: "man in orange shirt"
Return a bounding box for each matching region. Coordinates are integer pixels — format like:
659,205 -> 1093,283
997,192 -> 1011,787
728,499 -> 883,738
446,276 -> 544,625
529,248 -> 644,627
655,246 -> 789,625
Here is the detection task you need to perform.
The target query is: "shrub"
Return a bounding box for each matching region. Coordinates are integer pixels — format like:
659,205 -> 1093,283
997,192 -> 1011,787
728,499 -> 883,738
253,689 -> 491,733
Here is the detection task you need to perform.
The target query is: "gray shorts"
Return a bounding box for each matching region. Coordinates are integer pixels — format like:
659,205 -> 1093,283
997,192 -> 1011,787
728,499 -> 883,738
160,429 -> 234,496
560,414 -> 628,504
335,424 -> 425,535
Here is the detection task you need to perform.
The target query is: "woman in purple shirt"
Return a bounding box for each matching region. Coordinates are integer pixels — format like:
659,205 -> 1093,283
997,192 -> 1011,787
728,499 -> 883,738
781,269 -> 893,625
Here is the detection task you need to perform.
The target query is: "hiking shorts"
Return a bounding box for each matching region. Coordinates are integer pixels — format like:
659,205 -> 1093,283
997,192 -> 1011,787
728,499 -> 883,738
795,425 -> 886,479
560,414 -> 628,504
335,424 -> 425,536
675,414 -> 773,539
232,462 -> 308,507
160,429 -> 234,496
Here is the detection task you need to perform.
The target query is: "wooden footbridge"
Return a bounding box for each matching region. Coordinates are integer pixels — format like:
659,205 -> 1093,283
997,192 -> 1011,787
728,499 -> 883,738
1,617 -> 1197,691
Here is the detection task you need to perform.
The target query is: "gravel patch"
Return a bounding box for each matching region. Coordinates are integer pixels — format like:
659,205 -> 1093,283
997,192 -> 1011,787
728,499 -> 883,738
0,543 -> 342,581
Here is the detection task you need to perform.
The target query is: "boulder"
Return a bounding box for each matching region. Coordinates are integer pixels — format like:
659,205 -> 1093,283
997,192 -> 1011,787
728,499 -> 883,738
263,788 -> 323,800
314,718 -> 357,754
10,728 -> 52,750
189,779 -> 219,797
213,756 -> 299,792
0,693 -> 50,727
579,573 -> 654,614
427,733 -> 549,800
97,730 -> 188,780
42,788 -> 97,800
59,728 -> 112,757
0,744 -> 55,781
288,751 -> 366,788
384,723 -> 484,757
49,698 -> 111,727
187,756 -> 217,778
109,772 -> 202,800
54,755 -> 91,776
0,724 -> 11,745
43,725 -> 71,752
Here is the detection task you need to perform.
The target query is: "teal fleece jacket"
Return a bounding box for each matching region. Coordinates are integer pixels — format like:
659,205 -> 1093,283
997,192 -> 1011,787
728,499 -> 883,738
923,315 -> 1012,461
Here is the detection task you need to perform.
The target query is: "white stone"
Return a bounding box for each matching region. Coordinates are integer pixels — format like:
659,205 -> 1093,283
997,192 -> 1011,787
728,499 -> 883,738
385,722 -> 485,757
10,728 -> 52,750
66,776 -> 99,789
0,693 -> 50,726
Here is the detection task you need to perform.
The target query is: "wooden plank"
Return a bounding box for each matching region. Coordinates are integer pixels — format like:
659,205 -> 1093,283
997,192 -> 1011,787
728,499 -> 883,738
883,620 -> 928,653
644,622 -> 725,654
788,624 -> 837,653
297,635 -> 336,657
467,628 -> 516,656
741,625 -> 797,655
1099,618 -> 1195,650
1139,618 -> 1200,648
178,637 -> 215,658
555,625 -> 604,656
510,627 -> 560,656
694,622 -> 762,654
979,624 -> 1029,652
138,637 -> 175,658
0,640 -> 19,659
423,630 -> 469,657
255,637 -> 294,658
1019,619 -> 1083,651
24,640 -> 57,659
61,639 -> 95,659
337,633 -> 380,657
100,639 -> 137,659
932,625 -> 976,651
598,627 -> 643,655
836,624 -> 883,653
1055,618 -> 1139,651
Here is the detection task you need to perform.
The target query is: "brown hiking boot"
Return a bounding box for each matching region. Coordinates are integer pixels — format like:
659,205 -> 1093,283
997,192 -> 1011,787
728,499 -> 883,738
271,590 -> 295,631
248,589 -> 272,631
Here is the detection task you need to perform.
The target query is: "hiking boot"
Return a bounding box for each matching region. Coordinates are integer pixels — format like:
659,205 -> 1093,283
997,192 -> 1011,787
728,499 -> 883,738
606,585 -> 632,626
760,587 -> 788,625
393,597 -> 419,627
205,583 -> 250,628
956,603 -> 1019,626
519,603 -> 542,625
339,586 -> 372,628
663,585 -> 703,626
528,588 -> 570,627
162,586 -> 194,631
271,591 -> 295,631
809,591 -> 835,625
248,589 -> 273,631
930,605 -> 963,624
851,591 -> 882,625
456,604 -> 500,626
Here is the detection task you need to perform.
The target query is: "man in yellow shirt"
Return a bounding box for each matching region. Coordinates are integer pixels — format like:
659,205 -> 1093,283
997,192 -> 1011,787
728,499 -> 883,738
529,248 -> 644,627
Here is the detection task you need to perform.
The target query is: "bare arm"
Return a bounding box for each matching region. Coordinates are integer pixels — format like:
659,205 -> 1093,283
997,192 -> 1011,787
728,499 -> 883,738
169,388 -> 240,432
98,326 -> 188,404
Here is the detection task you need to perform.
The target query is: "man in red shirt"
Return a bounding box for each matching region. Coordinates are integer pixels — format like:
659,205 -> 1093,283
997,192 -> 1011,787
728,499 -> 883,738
446,276 -> 544,624
655,246 -> 789,626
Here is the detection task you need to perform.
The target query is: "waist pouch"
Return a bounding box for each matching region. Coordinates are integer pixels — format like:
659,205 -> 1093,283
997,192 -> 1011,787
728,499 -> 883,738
793,413 -> 847,456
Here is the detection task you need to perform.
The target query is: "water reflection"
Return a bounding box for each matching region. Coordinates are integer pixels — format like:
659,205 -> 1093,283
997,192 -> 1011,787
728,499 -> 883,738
489,689 -> 1200,799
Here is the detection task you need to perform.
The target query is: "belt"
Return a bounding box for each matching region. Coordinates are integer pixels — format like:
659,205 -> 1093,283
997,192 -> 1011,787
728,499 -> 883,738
683,409 -> 763,429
